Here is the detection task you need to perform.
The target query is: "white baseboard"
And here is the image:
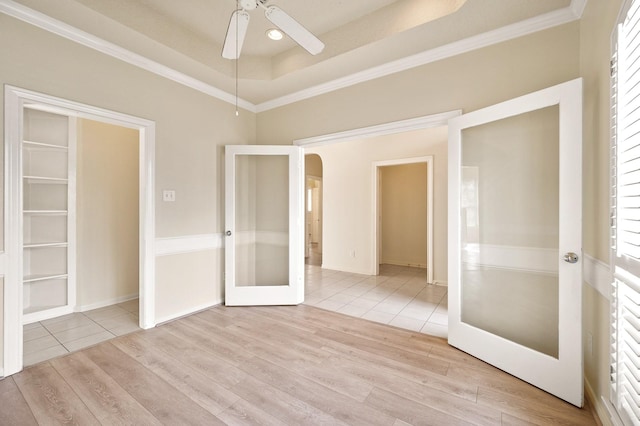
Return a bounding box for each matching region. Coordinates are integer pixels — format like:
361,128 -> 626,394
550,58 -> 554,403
154,299 -> 222,325
381,260 -> 428,269
76,293 -> 139,312
585,378 -> 624,426
585,379 -> 607,425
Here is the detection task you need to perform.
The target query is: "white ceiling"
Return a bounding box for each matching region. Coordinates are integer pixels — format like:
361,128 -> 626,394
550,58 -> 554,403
5,0 -> 578,109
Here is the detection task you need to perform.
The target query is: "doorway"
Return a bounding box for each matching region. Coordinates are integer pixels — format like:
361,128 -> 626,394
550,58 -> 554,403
305,154 -> 323,266
373,157 -> 434,284
3,86 -> 156,377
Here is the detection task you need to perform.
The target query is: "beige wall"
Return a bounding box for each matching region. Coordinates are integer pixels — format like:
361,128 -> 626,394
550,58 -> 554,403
380,163 -> 428,268
77,118 -> 139,308
305,154 -> 323,177
580,0 -> 623,415
269,23 -> 579,280
306,127 -> 447,279
257,24 -> 580,146
0,14 -> 255,367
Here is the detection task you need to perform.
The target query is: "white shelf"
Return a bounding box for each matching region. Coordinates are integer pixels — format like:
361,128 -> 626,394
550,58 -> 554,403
24,175 -> 68,184
23,140 -> 68,150
23,273 -> 68,284
22,109 -> 75,322
23,210 -> 68,215
23,242 -> 68,249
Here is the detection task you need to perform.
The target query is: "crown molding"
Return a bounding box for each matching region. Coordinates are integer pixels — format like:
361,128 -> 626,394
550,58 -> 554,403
256,0 -> 587,112
294,110 -> 461,147
1,0 -> 587,114
0,0 -> 256,112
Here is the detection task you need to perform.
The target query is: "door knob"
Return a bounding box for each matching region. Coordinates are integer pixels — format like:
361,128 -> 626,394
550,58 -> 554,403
563,252 -> 579,264
226,230 -> 232,236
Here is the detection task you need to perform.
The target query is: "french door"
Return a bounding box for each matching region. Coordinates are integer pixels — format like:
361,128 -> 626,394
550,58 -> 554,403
224,145 -> 304,306
448,78 -> 583,406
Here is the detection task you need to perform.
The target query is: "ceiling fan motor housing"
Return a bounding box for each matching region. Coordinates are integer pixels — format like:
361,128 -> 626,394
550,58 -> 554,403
240,0 -> 258,10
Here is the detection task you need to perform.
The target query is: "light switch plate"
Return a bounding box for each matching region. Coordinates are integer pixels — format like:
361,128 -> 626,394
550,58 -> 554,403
162,190 -> 176,202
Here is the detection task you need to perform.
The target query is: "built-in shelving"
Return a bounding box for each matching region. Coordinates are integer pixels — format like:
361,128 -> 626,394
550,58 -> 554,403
22,108 -> 76,324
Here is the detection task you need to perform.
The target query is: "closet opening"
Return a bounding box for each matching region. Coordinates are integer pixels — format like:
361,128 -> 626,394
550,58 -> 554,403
3,86 -> 156,377
373,156 -> 434,284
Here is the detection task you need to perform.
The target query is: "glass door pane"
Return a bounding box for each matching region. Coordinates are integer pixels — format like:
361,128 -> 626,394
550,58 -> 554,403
461,106 -> 559,357
235,154 -> 289,287
225,145 -> 304,306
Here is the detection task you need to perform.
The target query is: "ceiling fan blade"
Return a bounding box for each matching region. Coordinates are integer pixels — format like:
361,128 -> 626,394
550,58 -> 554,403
222,9 -> 250,59
264,6 -> 324,55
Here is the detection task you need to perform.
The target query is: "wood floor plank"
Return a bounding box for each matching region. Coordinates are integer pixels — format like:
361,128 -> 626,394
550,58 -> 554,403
222,321 -> 375,402
230,376 -> 348,425
448,363 -> 590,417
12,363 -> 101,425
320,352 -> 500,425
371,371 -> 498,425
0,377 -> 38,425
137,326 -> 248,389
476,386 -> 597,425
162,318 -> 255,366
111,332 -> 241,415
263,304 -> 448,353
4,304 -> 597,425
430,344 -> 504,374
501,412 -> 540,425
83,342 -> 226,425
49,351 -> 162,425
238,355 -> 396,425
314,327 -> 449,375
319,335 -> 478,401
365,386 -> 475,426
217,397 -> 289,426
224,305 -> 479,402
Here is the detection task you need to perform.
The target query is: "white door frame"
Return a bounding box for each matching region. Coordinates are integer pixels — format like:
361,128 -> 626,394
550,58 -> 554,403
3,85 -> 156,377
224,145 -> 304,306
372,157 -> 434,283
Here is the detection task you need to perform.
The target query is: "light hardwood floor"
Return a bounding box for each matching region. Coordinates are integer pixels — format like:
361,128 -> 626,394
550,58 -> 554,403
2,304 -> 598,425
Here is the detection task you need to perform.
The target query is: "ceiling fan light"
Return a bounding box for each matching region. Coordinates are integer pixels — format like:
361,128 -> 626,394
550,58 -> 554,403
264,6 -> 324,55
266,28 -> 283,41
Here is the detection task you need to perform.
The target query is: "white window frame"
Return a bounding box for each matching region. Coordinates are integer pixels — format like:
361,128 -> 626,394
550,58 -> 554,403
611,1 -> 640,424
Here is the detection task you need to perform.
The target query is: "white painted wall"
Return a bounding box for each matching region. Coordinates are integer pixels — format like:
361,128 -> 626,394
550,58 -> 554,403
306,127 -> 447,279
76,118 -> 139,309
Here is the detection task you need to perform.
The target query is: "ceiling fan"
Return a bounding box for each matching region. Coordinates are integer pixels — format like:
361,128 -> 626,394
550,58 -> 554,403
222,0 -> 325,59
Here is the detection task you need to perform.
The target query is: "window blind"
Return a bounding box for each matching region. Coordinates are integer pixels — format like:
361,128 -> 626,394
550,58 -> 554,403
612,1 -> 640,424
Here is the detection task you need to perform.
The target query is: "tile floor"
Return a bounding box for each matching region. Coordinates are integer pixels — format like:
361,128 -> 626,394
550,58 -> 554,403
22,299 -> 140,366
303,263 -> 448,337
